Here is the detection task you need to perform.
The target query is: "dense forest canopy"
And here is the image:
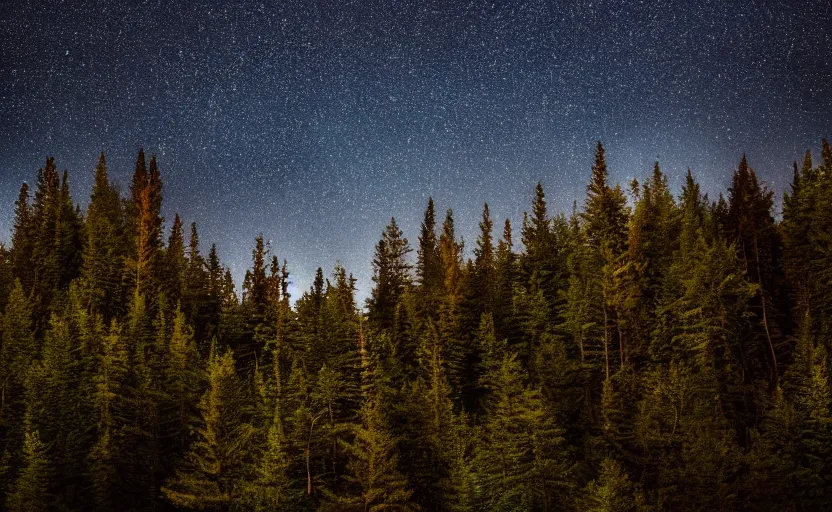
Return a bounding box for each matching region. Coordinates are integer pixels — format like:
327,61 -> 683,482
1,140 -> 832,511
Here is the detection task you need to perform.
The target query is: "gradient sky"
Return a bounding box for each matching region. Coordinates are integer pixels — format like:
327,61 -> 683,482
1,0 -> 830,302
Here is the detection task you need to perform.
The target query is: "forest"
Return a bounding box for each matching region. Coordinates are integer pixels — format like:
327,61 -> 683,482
1,140 -> 831,511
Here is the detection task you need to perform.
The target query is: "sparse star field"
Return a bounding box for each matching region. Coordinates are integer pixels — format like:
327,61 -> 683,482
1,1 -> 830,301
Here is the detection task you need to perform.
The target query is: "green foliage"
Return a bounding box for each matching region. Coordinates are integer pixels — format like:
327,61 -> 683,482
6,426 -> 50,512
582,458 -> 644,512
3,141 -> 832,510
475,351 -> 571,510
323,396 -> 415,511
82,152 -> 126,320
162,347 -> 254,509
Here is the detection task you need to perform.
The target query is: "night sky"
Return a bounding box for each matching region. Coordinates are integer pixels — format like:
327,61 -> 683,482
1,1 -> 830,302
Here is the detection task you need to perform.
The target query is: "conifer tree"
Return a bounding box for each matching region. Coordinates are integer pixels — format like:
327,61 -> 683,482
472,202 -> 496,315
163,346 -> 254,509
367,218 -> 412,331
324,396 -> 415,511
578,143 -> 630,380
437,208 -> 470,403
581,458 -> 642,512
245,344 -> 294,510
89,319 -> 129,510
22,308 -> 91,508
520,183 -> 566,322
54,170 -> 84,289
416,197 -> 443,320
625,163 -> 678,364
475,350 -> 571,511
162,214 -> 187,310
493,218 -> 520,343
126,150 -> 164,305
0,245 -> 14,313
241,234 -> 271,370
184,222 -> 210,340
0,281 -> 36,457
204,243 -> 225,346
10,182 -> 34,294
395,320 -> 457,510
726,155 -> 784,384
163,305 -> 202,459
29,158 -> 61,311
584,143 -> 628,255
123,294 -> 165,509
82,152 -> 125,320
6,423 -> 50,512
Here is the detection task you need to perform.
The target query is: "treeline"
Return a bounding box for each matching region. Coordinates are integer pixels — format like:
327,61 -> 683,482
0,141 -> 831,511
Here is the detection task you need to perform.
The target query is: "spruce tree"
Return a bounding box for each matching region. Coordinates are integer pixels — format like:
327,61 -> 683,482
581,458 -> 642,512
475,350 -> 571,511
324,396 -> 415,511
89,320 -> 130,510
493,218 -> 520,343
162,214 -> 187,310
416,197 -> 443,321
126,150 -> 164,305
0,281 -> 36,459
10,182 -> 34,294
82,152 -> 125,321
6,424 -> 50,512
162,305 -> 202,466
726,155 -> 785,384
163,346 -> 254,509
244,345 -> 294,510
472,202 -> 496,316
367,218 -> 412,331
184,222 -> 210,341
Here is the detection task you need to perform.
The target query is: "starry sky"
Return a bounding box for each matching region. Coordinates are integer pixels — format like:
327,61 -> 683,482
1,0 -> 830,302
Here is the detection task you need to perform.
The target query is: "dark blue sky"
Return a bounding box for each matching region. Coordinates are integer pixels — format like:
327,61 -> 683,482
1,0 -> 830,301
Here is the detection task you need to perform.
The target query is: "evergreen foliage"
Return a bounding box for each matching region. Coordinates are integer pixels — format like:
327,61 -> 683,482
0,143 -> 831,510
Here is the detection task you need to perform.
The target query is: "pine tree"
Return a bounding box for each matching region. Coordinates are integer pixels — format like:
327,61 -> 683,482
520,183 -> 567,323
367,218 -> 412,331
10,182 -> 34,294
184,222 -> 210,342
394,320 -> 456,510
162,214 -> 187,310
240,234 -> 271,371
475,350 -> 571,511
162,305 -> 202,464
163,346 -> 254,509
472,202 -> 496,316
22,308 -> 90,509
625,163 -> 678,364
416,197 -> 443,321
0,245 -> 14,314
204,243 -> 224,348
89,320 -> 130,510
780,316 -> 832,506
53,170 -> 84,289
581,458 -> 642,512
6,424 -> 50,512
584,143 -> 628,256
493,218 -> 520,343
29,158 -> 61,315
577,143 -> 630,382
244,345 -> 294,510
437,208 -> 470,403
0,281 -> 36,459
726,155 -> 785,384
324,396 -> 415,511
82,152 -> 125,321
742,381 -> 809,509
126,150 -> 164,306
